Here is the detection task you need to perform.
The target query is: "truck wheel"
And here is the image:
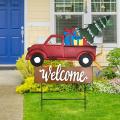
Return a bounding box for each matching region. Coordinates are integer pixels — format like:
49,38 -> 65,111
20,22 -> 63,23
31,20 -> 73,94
79,54 -> 93,67
30,54 -> 44,67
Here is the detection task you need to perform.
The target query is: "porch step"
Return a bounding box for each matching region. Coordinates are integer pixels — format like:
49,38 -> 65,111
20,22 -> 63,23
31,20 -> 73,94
0,65 -> 16,70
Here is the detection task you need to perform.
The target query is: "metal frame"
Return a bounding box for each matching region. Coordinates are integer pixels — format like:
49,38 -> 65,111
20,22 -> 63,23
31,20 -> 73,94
40,83 -> 87,111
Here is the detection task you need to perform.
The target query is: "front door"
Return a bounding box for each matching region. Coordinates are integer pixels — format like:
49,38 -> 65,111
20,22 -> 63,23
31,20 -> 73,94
0,0 -> 24,64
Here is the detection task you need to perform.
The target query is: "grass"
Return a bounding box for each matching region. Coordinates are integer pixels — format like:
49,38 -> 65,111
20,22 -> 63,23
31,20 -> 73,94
24,92 -> 120,120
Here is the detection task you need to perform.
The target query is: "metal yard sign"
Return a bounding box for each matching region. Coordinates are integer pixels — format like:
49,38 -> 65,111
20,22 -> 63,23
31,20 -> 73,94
34,64 -> 93,111
35,64 -> 92,84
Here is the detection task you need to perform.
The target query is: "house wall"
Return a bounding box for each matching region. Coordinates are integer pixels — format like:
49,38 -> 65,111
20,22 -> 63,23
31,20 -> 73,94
26,0 -> 51,46
95,49 -> 109,66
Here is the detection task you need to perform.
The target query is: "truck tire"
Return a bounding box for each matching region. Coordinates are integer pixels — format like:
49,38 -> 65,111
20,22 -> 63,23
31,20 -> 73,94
79,54 -> 93,67
30,54 -> 44,67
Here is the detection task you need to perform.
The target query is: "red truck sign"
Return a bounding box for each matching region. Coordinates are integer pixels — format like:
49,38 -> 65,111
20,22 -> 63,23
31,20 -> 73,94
26,35 -> 96,67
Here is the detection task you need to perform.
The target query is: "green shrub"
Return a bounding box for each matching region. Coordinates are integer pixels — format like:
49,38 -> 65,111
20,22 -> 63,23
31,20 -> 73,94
16,76 -> 92,94
101,67 -> 117,79
107,48 -> 120,74
16,77 -> 48,93
43,60 -> 73,67
16,55 -> 34,79
93,81 -> 120,94
93,75 -> 107,82
99,48 -> 120,80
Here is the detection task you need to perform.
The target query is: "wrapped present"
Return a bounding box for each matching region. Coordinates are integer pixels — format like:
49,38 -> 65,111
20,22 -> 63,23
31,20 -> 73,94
64,31 -> 73,45
64,28 -> 91,46
73,37 -> 89,46
74,39 -> 83,46
79,39 -> 83,46
74,39 -> 78,46
64,29 -> 74,45
64,28 -> 83,46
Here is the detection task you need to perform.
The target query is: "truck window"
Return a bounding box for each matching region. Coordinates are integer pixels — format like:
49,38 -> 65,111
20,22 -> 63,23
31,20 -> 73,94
47,37 -> 62,45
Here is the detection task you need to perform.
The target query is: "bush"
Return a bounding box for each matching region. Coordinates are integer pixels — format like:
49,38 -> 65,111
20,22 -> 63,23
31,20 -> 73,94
93,79 -> 120,94
16,76 -> 92,94
99,48 -> 120,80
101,67 -> 117,79
43,60 -> 73,67
107,48 -> 120,74
16,55 -> 34,79
93,82 -> 116,94
16,77 -> 48,93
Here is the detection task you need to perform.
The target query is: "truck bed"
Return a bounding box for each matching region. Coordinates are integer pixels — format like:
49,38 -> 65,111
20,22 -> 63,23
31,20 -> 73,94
64,45 -> 97,59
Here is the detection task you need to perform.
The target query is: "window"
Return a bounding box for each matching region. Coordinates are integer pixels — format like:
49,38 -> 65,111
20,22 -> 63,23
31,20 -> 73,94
56,15 -> 82,35
92,15 -> 117,43
54,0 -> 117,44
55,1 -> 83,35
47,37 -> 62,45
91,0 -> 117,43
55,0 -> 84,12
91,0 -> 116,12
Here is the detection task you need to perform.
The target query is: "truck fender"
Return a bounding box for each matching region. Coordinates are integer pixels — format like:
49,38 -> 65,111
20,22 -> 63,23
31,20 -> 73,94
26,50 -> 47,60
77,51 -> 95,61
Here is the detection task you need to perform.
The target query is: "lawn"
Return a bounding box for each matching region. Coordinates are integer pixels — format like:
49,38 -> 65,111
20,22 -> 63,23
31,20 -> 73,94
24,92 -> 120,120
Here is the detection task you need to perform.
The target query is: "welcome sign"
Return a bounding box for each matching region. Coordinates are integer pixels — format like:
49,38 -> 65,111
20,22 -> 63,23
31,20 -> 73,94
35,64 -> 92,84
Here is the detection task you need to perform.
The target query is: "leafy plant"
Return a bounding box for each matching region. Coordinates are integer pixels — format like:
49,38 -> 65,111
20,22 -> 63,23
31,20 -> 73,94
107,48 -> 120,74
99,48 -> 120,80
16,76 -> 92,94
93,79 -> 120,94
101,67 -> 117,79
16,77 -> 48,94
16,55 -> 34,79
93,82 -> 116,94
44,60 -> 73,67
16,76 -> 81,94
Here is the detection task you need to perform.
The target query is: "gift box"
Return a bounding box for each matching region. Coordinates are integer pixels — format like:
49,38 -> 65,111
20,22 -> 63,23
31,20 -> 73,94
74,39 -> 83,46
79,39 -> 83,46
64,31 -> 74,46
64,28 -> 89,46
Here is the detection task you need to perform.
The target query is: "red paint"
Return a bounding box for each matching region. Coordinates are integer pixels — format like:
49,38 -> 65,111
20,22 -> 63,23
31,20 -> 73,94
26,35 -> 96,61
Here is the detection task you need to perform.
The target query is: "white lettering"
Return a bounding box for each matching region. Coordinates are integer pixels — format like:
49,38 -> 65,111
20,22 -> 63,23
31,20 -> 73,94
39,64 -> 88,83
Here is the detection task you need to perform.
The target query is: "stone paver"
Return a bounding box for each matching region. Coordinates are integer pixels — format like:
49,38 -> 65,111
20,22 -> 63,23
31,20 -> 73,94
0,70 -> 23,120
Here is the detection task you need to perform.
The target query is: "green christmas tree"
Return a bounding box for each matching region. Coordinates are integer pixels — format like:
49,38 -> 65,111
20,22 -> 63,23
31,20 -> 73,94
78,16 -> 110,43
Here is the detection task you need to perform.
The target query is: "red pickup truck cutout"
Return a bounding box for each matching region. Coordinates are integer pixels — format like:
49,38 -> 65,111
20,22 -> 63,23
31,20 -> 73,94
26,35 -> 96,67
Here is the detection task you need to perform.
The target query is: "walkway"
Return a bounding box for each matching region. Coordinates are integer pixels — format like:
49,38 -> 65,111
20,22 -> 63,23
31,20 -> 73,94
0,70 -> 23,120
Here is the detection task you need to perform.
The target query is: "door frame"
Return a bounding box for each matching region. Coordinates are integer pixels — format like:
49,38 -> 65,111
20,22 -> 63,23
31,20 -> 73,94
24,0 -> 28,51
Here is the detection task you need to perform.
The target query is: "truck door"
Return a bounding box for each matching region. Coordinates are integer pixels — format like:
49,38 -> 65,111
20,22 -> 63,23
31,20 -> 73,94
45,35 -> 64,59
